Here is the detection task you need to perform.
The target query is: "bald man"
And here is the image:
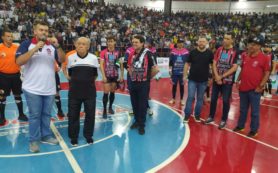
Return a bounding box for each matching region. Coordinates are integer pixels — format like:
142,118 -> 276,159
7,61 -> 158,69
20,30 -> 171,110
67,37 -> 99,146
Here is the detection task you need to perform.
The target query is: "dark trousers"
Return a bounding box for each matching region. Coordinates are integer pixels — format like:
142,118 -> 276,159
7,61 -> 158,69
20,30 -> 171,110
209,82 -> 233,122
130,81 -> 150,128
68,97 -> 96,140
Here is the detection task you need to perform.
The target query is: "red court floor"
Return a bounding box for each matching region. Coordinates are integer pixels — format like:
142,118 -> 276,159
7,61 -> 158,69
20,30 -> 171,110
62,78 -> 278,173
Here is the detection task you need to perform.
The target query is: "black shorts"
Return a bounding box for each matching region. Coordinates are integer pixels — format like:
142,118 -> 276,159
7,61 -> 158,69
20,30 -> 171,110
106,77 -> 118,83
0,72 -> 22,96
55,72 -> 61,92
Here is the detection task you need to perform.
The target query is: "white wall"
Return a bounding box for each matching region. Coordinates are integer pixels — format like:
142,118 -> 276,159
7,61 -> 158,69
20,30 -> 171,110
105,0 -> 278,13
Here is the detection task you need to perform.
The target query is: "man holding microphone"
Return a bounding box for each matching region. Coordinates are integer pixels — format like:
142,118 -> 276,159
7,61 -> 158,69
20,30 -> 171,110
16,20 -> 65,153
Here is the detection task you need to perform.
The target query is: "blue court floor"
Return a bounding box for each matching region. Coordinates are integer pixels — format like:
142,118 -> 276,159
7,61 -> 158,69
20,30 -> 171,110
0,91 -> 189,173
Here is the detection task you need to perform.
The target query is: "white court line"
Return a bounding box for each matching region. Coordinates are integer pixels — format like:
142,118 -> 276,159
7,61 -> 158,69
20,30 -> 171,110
50,122 -> 83,173
167,105 -> 278,151
0,111 -> 131,158
146,100 -> 190,173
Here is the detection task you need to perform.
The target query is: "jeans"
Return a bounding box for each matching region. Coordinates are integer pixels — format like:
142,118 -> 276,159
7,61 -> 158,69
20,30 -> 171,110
209,82 -> 233,122
237,90 -> 261,132
184,80 -> 207,117
23,90 -> 55,142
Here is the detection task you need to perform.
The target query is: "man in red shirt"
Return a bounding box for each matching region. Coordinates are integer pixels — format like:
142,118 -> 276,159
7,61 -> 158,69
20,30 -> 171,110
233,36 -> 271,137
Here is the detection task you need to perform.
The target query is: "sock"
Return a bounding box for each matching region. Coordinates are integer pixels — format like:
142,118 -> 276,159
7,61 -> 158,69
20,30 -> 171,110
55,95 -> 63,112
109,92 -> 115,108
15,96 -> 24,115
172,84 -> 177,99
180,84 -> 184,99
103,93 -> 108,111
0,98 -> 6,119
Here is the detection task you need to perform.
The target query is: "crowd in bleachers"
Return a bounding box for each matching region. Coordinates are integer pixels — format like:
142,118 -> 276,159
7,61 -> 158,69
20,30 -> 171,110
0,0 -> 277,55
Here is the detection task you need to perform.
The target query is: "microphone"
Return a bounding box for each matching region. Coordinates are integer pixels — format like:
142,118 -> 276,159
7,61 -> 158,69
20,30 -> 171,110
38,36 -> 46,52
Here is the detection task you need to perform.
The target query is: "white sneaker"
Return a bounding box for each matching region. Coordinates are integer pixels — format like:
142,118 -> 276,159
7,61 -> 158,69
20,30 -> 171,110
264,94 -> 272,98
169,99 -> 175,104
147,108 -> 153,115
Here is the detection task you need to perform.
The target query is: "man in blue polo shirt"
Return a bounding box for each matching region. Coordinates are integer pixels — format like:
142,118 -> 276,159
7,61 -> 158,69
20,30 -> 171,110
16,20 -> 65,153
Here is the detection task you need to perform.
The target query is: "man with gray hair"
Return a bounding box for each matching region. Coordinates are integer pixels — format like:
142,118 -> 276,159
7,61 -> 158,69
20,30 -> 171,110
67,37 -> 99,146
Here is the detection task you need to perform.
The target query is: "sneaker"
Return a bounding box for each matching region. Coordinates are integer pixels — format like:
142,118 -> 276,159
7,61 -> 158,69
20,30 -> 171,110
169,99 -> 175,104
247,131 -> 258,137
180,100 -> 185,106
218,121 -> 226,129
103,109 -> 107,119
129,110 -> 134,116
130,122 -> 139,129
108,107 -> 114,114
18,114 -> 28,121
264,94 -> 272,98
0,118 -> 6,126
57,111 -> 65,117
147,108 -> 153,116
71,139 -> 78,147
233,126 -> 245,132
204,117 -> 214,124
183,116 -> 189,123
86,138 -> 94,144
138,127 -> 145,135
41,137 -> 59,145
194,116 -> 201,123
29,141 -> 40,153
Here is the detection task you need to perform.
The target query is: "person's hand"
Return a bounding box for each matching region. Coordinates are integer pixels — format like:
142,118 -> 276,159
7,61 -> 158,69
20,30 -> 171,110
255,85 -> 264,93
215,75 -> 222,82
34,41 -> 45,52
119,76 -> 124,82
48,37 -> 60,48
169,70 -> 172,76
103,77 -> 107,83
236,81 -> 240,90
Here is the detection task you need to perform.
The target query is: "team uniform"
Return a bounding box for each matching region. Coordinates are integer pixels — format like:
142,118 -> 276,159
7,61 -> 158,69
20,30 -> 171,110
67,52 -> 99,145
205,46 -> 239,128
0,43 -> 27,125
169,47 -> 189,103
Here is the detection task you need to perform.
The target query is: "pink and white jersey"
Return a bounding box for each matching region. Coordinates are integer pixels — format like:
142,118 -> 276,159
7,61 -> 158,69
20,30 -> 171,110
100,49 -> 120,78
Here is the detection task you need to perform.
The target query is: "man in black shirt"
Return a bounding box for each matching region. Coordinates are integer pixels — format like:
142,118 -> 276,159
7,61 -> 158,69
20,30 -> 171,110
67,37 -> 99,146
183,36 -> 214,123
204,32 -> 239,129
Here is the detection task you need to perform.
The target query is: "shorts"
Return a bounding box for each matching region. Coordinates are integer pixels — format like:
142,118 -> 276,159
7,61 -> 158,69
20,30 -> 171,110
55,72 -> 61,92
106,77 -> 118,83
171,75 -> 184,85
0,72 -> 22,96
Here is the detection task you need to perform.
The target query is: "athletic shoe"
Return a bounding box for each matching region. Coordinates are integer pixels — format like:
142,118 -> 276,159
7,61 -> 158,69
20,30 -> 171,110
18,114 -> 28,121
233,126 -> 245,132
264,94 -> 272,98
247,131 -> 258,137
57,111 -> 65,117
41,137 -> 59,145
129,110 -> 134,116
183,116 -> 189,123
218,121 -> 226,129
130,122 -> 139,129
204,117 -> 214,124
71,139 -> 78,147
138,127 -> 145,135
108,107 -> 115,114
86,138 -> 94,144
147,108 -> 153,116
29,141 -> 40,153
0,118 -> 6,126
194,116 -> 201,123
169,99 -> 175,104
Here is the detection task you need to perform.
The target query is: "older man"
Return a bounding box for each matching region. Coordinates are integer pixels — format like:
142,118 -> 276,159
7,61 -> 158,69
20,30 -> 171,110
67,37 -> 99,146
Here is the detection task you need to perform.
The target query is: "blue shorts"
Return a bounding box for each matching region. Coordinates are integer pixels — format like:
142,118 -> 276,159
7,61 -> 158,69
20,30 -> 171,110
171,75 -> 184,85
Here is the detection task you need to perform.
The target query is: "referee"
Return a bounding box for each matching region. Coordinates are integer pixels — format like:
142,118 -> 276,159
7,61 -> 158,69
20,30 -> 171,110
0,28 -> 28,125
